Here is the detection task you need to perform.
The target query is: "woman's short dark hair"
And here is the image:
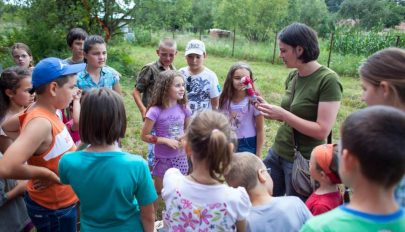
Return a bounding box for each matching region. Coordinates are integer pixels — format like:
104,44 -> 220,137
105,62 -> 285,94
278,22 -> 320,63
80,88 -> 126,145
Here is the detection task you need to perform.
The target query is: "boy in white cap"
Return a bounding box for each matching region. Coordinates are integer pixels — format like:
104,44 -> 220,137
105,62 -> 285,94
179,39 -> 221,114
0,57 -> 85,231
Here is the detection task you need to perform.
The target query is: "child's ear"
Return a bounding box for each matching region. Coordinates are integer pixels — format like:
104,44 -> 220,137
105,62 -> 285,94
49,82 -> 58,97
379,81 -> 392,100
156,49 -> 160,56
5,89 -> 15,98
258,169 -> 267,183
228,143 -> 234,153
341,149 -> 359,175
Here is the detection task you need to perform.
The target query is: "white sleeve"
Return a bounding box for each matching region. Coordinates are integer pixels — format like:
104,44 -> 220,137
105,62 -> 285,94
162,168 -> 182,200
228,186 -> 252,221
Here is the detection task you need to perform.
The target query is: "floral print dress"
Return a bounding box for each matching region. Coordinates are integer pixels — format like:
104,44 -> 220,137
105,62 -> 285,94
162,168 -> 251,231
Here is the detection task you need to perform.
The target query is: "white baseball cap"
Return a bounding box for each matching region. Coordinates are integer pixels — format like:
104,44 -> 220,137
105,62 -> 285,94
185,39 -> 206,56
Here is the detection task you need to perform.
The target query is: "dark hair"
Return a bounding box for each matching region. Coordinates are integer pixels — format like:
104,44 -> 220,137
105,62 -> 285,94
34,75 -> 72,94
83,35 -> 105,53
80,88 -> 126,145
219,62 -> 254,110
186,110 -> 232,182
0,67 -> 31,120
11,43 -> 34,67
66,28 -> 88,47
278,22 -> 319,63
341,106 -> 405,188
148,70 -> 188,109
359,47 -> 405,107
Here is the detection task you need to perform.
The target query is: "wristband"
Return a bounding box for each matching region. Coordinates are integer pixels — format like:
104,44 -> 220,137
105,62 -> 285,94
150,135 -> 158,144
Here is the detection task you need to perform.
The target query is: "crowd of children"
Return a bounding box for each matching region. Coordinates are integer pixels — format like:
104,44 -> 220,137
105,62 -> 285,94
0,23 -> 404,232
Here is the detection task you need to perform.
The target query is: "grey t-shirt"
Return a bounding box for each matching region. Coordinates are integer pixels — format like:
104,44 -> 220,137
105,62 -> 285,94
0,154 -> 31,231
247,196 -> 312,232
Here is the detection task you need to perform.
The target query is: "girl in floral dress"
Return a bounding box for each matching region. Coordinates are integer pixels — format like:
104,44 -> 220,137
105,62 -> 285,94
162,110 -> 251,231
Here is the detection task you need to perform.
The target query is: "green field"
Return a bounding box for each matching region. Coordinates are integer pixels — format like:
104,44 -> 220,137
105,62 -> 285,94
118,45 -> 365,159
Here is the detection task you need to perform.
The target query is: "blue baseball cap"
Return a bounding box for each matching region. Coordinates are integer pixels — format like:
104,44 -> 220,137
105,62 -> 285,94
32,57 -> 85,89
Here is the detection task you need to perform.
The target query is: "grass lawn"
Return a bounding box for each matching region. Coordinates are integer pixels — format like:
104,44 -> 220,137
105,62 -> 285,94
118,45 -> 365,159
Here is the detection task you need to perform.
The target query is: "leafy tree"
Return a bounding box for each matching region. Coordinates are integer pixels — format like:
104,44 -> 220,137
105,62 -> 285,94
339,0 -> 404,29
300,0 -> 331,36
216,0 -> 287,41
325,0 -> 344,12
191,0 -> 214,37
279,0 -> 301,29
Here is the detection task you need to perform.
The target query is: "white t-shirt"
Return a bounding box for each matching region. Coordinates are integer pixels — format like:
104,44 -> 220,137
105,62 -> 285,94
162,168 -> 251,231
179,67 -> 221,115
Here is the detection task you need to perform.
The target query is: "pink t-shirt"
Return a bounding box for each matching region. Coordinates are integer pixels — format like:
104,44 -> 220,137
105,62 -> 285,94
65,119 -> 80,145
146,104 -> 191,158
222,97 -> 260,139
305,191 -> 343,216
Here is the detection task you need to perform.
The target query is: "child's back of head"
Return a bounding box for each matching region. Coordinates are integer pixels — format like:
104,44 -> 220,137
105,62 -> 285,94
225,152 -> 268,193
341,105 -> 405,188
186,110 -> 233,182
225,152 -> 313,232
80,88 -> 126,146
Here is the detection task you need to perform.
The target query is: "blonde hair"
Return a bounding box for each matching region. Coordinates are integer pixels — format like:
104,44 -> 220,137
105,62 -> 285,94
158,37 -> 177,50
186,110 -> 232,182
224,152 -> 263,191
148,70 -> 187,109
359,47 -> 405,108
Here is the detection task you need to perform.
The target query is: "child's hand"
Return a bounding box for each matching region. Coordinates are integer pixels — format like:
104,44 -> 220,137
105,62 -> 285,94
14,180 -> 28,196
164,138 -> 182,149
73,88 -> 82,101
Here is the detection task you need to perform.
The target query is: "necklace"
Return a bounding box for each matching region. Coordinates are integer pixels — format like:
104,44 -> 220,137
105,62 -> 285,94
189,174 -> 219,185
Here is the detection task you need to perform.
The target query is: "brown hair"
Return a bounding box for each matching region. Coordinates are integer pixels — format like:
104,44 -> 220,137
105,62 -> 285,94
66,28 -> 88,47
224,152 -> 263,191
359,48 -> 405,108
186,110 -> 232,182
219,62 -> 254,110
34,75 -> 72,95
11,43 -> 34,67
0,66 -> 31,120
80,88 -> 126,145
148,70 -> 188,109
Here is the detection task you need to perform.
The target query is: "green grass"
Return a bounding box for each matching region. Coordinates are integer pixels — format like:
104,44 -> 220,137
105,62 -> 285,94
117,45 -> 364,159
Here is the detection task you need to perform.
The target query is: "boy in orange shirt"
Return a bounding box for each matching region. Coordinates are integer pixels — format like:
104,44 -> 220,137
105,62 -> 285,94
0,57 -> 85,231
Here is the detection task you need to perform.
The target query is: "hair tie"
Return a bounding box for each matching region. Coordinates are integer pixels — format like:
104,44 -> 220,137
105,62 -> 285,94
313,144 -> 341,184
212,128 -> 220,134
